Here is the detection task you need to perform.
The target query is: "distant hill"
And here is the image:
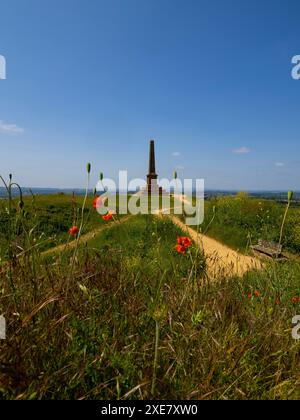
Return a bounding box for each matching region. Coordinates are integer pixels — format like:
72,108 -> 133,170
0,187 -> 299,202
0,187 -> 89,198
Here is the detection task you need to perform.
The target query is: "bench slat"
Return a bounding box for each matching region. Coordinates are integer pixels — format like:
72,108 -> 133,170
251,240 -> 282,257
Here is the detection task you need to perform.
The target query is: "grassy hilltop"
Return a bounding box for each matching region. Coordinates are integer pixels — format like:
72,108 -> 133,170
191,192 -> 300,254
0,181 -> 300,400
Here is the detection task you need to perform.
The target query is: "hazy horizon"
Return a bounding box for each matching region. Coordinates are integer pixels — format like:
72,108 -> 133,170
1,185 -> 299,194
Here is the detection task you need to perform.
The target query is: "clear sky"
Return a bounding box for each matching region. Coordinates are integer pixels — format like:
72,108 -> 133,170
0,0 -> 300,190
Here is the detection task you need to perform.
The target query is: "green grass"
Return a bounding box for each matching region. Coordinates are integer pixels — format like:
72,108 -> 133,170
88,215 -> 205,278
0,193 -> 133,259
184,193 -> 300,254
0,192 -> 178,260
1,191 -> 300,400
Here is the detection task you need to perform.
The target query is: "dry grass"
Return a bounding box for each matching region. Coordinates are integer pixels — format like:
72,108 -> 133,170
0,214 -> 300,400
0,179 -> 300,400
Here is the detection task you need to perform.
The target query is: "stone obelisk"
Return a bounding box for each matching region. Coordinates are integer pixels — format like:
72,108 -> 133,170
147,140 -> 158,194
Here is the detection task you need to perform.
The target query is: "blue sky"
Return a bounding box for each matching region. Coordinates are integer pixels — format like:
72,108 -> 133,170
0,0 -> 299,190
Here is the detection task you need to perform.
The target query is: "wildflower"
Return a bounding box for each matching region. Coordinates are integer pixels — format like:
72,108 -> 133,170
292,297 -> 300,303
254,289 -> 261,297
102,211 -> 113,221
288,190 -> 294,202
177,236 -> 192,248
69,226 -> 79,236
93,196 -> 102,209
247,293 -> 252,299
175,236 -> 192,255
175,244 -> 187,254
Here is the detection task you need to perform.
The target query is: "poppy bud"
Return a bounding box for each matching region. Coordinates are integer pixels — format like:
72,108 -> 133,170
93,188 -> 97,196
9,174 -> 12,181
86,163 -> 91,174
288,190 -> 293,202
19,200 -> 24,210
173,171 -> 177,180
99,172 -> 104,181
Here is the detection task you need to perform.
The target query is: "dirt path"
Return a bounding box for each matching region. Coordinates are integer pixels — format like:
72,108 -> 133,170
25,202 -> 262,278
167,214 -> 263,278
43,215 -> 132,256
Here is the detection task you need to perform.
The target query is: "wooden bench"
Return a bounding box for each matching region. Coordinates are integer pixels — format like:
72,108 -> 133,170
251,239 -> 282,258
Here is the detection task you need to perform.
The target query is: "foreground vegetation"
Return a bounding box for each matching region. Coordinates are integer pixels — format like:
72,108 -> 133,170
0,175 -> 300,400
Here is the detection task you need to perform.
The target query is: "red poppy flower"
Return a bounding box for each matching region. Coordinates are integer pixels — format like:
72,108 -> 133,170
69,226 -> 79,236
247,293 -> 252,299
175,244 -> 187,254
177,236 -> 192,248
93,197 -> 102,209
292,297 -> 300,303
254,290 -> 261,297
102,211 -> 113,221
